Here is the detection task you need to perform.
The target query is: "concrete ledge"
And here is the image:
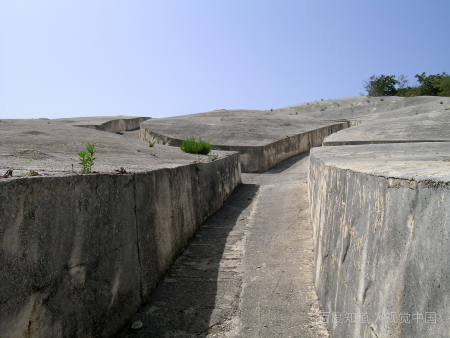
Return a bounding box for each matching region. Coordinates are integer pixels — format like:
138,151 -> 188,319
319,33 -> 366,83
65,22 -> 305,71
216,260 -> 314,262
140,119 -> 348,172
308,144 -> 450,337
53,116 -> 151,133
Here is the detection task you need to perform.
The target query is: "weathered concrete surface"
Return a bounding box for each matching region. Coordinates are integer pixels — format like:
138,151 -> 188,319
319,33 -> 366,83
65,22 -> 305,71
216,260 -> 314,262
138,96 -> 449,172
308,143 -> 450,337
0,119 -> 231,176
117,153 -> 329,338
280,96 -> 450,124
323,111 -> 450,146
0,119 -> 240,338
53,116 -> 150,133
139,111 -> 347,172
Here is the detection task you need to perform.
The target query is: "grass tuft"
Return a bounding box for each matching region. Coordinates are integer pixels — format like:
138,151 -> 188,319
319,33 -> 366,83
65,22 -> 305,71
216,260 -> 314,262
181,136 -> 212,155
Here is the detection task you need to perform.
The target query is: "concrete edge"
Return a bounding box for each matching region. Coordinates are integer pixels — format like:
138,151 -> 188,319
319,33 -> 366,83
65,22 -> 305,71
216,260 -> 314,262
75,117 -> 151,133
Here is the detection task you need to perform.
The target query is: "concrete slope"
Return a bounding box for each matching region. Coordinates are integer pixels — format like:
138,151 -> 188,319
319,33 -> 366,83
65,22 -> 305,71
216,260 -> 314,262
140,110 -> 347,172
278,96 -> 450,124
323,111 -> 450,146
138,96 -> 449,173
0,119 -> 240,338
0,119 -> 227,176
116,153 -> 329,338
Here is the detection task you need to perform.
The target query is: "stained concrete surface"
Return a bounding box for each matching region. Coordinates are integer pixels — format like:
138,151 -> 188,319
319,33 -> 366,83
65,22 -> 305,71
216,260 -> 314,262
117,152 -> 329,338
309,144 -> 450,337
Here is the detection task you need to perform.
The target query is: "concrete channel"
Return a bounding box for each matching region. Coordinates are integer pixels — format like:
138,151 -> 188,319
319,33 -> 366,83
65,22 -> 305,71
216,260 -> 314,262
2,96 -> 450,337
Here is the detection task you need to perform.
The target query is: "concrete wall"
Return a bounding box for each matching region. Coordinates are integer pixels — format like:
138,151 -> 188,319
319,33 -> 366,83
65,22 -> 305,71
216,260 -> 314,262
308,150 -> 450,338
0,154 -> 241,338
140,122 -> 348,172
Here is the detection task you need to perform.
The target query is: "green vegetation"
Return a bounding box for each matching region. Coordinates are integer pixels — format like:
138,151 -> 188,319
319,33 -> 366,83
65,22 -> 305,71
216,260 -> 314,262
78,143 -> 96,173
320,107 -> 327,112
363,72 -> 450,97
380,98 -> 385,101
148,140 -> 155,147
208,153 -> 219,162
181,136 -> 212,155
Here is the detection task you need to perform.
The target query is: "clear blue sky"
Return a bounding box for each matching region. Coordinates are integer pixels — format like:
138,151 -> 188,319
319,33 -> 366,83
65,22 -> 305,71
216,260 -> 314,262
1,0 -> 449,119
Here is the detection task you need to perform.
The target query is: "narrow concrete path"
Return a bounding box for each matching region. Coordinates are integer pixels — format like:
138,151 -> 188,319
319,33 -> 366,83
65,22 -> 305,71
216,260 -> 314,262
117,152 -> 329,338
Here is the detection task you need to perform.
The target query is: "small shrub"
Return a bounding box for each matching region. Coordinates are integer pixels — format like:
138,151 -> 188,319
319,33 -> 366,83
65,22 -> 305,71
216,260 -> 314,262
415,72 -> 449,96
367,100 -> 370,103
148,140 -> 155,147
78,143 -> 96,174
439,76 -> 450,96
363,74 -> 399,96
208,153 -> 219,162
181,136 -> 212,155
380,98 -> 385,101
320,107 -> 327,111
296,112 -> 298,115
440,101 -> 444,104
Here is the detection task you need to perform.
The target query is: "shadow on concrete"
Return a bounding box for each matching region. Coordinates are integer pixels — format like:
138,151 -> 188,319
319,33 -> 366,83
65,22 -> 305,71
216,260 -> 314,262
262,151 -> 310,175
116,183 -> 259,337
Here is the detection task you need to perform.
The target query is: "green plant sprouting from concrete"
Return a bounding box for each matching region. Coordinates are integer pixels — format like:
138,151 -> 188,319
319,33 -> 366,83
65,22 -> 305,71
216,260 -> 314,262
208,153 -> 219,162
148,140 -> 155,147
78,143 -> 96,174
181,136 -> 212,155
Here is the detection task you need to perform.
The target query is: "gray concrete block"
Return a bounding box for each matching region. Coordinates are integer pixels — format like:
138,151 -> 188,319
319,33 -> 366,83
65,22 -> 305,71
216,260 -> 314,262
308,144 -> 450,337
